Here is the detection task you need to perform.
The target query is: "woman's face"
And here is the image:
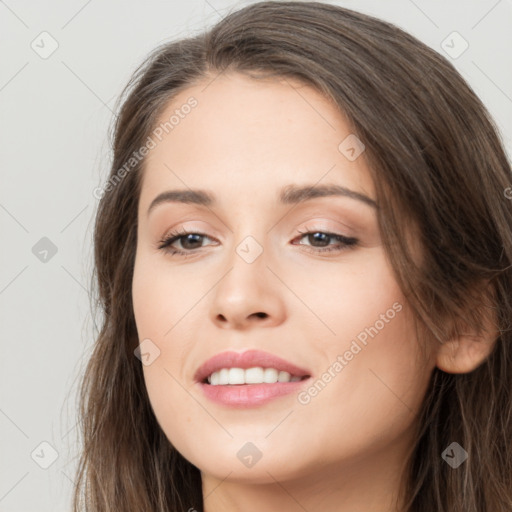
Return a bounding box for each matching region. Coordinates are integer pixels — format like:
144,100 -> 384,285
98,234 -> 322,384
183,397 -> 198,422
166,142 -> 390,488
132,72 -> 436,487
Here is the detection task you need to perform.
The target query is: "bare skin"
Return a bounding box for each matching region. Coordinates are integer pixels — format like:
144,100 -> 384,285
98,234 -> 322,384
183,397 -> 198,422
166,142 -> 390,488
131,72 -> 497,512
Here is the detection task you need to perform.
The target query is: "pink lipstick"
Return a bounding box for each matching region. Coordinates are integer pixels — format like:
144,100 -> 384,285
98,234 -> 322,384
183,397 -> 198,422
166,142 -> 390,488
194,349 -> 311,407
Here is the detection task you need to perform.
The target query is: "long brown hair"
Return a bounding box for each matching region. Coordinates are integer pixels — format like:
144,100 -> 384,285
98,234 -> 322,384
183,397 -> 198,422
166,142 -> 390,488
73,2 -> 512,510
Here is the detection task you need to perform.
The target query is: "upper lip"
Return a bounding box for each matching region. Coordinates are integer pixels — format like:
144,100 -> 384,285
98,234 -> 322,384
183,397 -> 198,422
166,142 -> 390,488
194,349 -> 312,383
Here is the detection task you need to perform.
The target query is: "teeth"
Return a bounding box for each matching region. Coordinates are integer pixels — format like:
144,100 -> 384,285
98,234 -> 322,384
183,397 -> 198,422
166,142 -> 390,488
206,367 -> 304,385
219,368 -> 229,385
229,368 -> 245,385
246,367 -> 264,383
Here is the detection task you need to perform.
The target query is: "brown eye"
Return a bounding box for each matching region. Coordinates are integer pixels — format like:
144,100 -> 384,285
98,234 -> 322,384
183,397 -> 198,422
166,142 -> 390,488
158,229 -> 215,255
294,229 -> 358,253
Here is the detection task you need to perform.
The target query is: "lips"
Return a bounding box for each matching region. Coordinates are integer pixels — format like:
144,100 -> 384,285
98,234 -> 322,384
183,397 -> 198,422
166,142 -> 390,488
194,349 -> 311,384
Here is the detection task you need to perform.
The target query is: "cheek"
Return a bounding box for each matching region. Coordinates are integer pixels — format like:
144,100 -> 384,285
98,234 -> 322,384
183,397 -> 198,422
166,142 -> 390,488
292,253 -> 429,435
141,362 -> 206,462
132,258 -> 199,453
289,248 -> 404,341
131,250 -> 194,340
301,297 -> 429,450
132,252 -> 205,438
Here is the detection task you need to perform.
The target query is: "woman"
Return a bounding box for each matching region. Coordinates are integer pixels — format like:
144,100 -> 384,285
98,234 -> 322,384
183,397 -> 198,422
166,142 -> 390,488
74,2 -> 512,511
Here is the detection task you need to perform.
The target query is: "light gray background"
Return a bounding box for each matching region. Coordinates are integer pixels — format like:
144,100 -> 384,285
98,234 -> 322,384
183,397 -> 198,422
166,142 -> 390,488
1,1 -> 511,510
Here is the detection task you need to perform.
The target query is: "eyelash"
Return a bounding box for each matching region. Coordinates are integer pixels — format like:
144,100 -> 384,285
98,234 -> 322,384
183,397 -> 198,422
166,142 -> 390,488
157,226 -> 358,258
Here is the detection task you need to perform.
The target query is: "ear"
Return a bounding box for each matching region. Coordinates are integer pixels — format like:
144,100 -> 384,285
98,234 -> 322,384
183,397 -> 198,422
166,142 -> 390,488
435,291 -> 499,374
435,334 -> 497,374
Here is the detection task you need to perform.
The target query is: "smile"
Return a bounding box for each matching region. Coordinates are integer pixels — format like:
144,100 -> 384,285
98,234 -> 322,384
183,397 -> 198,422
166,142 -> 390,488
195,349 -> 312,407
206,367 -> 305,385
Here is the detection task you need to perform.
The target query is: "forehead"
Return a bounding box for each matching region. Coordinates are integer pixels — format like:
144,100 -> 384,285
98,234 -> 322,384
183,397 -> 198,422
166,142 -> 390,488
139,72 -> 375,209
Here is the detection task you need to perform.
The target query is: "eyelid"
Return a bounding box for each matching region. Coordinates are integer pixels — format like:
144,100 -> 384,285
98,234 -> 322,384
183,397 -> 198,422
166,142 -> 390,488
161,222 -> 221,240
294,218 -> 356,236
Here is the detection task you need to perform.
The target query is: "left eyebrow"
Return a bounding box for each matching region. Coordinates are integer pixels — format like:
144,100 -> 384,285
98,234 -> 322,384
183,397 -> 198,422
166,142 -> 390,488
279,183 -> 377,208
146,183 -> 377,217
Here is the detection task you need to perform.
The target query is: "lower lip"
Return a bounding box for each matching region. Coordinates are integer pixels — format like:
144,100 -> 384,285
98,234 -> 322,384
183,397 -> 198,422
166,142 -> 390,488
198,379 -> 310,407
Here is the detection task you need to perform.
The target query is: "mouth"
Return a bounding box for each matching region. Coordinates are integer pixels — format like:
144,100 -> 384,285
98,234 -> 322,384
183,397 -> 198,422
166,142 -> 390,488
194,349 -> 312,384
194,350 -> 311,407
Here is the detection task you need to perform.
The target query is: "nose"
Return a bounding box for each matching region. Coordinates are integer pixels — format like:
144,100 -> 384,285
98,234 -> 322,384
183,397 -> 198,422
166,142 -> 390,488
209,240 -> 286,330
